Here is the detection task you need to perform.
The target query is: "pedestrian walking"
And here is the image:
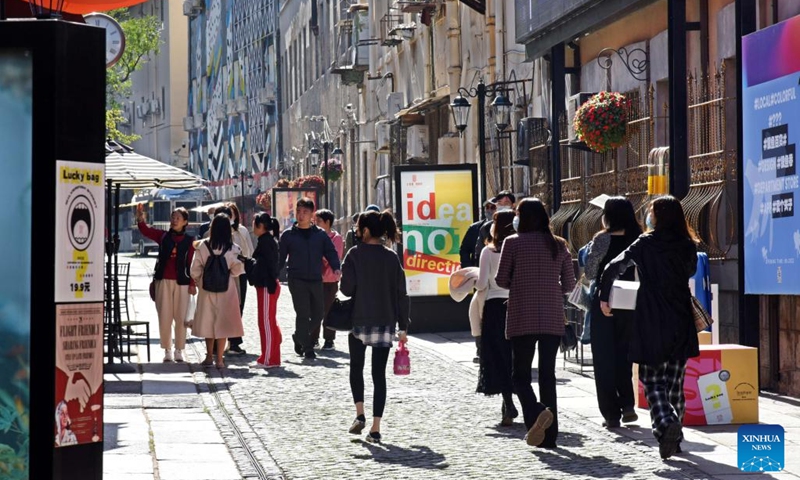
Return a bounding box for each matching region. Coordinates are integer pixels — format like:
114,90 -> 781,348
475,190 -> 515,264
228,202 -> 254,355
462,199 -> 496,363
583,197 -> 641,429
311,209 -> 344,350
495,198 -> 576,448
278,197 -> 341,360
598,195 -> 699,459
475,210 -> 518,426
190,214 -> 246,369
344,204 -> 380,251
198,206 -> 216,239
340,210 -> 410,444
241,212 -> 282,368
136,205 -> 196,363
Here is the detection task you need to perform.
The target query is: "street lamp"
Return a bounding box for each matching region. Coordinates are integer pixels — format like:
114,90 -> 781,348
309,147 -> 321,167
450,79 -> 516,205
331,146 -> 344,160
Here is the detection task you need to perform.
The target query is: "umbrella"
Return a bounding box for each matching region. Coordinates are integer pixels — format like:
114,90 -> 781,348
190,201 -> 228,213
20,0 -> 147,15
105,143 -> 204,189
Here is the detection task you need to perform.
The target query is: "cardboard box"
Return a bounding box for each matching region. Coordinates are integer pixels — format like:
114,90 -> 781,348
608,280 -> 638,310
634,344 -> 759,425
698,331 -> 712,345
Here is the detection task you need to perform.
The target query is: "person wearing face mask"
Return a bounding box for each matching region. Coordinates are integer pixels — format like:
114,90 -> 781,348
460,200 -> 496,268
137,205 -> 197,363
582,197 -> 642,429
476,191 -> 515,266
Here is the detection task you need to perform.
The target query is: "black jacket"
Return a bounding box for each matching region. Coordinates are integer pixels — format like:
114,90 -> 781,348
459,220 -> 483,268
155,233 -> 194,285
340,243 -> 410,330
599,231 -> 699,365
278,224 -> 341,281
243,235 -> 279,293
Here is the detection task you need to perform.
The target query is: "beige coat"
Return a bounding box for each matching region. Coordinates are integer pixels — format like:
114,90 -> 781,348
190,240 -> 245,339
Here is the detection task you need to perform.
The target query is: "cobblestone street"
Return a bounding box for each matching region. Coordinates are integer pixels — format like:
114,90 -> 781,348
104,255 -> 800,480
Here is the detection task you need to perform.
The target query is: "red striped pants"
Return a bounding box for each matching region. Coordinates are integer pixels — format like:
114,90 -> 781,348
256,283 -> 282,366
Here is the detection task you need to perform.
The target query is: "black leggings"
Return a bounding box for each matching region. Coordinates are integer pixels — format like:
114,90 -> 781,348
349,334 -> 391,418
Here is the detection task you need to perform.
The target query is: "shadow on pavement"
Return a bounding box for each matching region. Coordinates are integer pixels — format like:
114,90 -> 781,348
354,441 -> 449,470
531,449 -> 635,478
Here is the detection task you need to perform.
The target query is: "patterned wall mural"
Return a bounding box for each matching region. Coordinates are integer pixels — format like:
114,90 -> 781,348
188,0 -> 277,184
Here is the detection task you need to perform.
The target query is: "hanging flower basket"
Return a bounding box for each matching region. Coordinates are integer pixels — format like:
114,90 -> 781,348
319,159 -> 344,182
274,178 -> 291,188
256,192 -> 271,211
294,174 -> 326,190
573,91 -> 629,153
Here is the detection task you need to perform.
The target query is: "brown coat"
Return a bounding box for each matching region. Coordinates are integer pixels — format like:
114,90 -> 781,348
495,232 -> 576,338
190,240 -> 245,339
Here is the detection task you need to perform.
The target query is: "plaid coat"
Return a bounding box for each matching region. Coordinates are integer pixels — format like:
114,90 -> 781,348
495,232 -> 576,338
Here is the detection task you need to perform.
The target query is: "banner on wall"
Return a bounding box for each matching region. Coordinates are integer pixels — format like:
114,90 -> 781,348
271,188 -> 320,232
395,165 -> 478,297
54,303 -> 104,447
55,160 -> 105,302
742,16 -> 800,294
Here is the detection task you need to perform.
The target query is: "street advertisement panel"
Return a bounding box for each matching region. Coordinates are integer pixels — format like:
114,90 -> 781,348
0,49 -> 31,479
55,160 -> 105,302
54,304 -> 104,447
272,188 -> 320,232
396,165 -> 477,297
742,15 -> 800,294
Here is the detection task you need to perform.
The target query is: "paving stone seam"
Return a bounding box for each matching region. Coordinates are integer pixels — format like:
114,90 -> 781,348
186,339 -> 286,480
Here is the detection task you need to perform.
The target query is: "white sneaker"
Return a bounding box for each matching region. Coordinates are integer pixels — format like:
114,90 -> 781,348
163,349 -> 173,362
174,349 -> 184,363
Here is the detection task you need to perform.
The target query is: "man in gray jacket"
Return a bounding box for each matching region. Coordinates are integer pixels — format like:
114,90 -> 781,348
279,197 -> 341,360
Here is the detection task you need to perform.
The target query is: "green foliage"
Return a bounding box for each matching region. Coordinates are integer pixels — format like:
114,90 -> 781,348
105,8 -> 162,142
0,355 -> 28,480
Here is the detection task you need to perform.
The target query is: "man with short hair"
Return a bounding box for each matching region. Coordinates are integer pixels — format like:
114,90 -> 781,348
460,200 -> 496,268
344,204 -> 381,252
198,206 -> 216,239
279,198 -> 341,360
475,191 -> 516,263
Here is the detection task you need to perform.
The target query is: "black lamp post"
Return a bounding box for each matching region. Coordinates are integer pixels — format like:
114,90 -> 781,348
451,79 -> 515,206
239,169 -> 254,214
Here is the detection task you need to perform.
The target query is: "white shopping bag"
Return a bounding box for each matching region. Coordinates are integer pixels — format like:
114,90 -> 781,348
185,294 -> 197,328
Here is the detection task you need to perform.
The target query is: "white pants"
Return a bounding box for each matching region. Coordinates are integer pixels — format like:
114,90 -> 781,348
155,279 -> 189,350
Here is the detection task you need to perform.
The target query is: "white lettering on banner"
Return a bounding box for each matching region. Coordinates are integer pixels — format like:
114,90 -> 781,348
753,176 -> 800,194
428,229 -> 450,255
754,88 -> 797,110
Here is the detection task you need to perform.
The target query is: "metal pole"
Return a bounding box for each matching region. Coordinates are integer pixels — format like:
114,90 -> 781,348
551,43 -> 566,212
323,142 -> 330,208
113,184 -> 123,363
668,0 -> 689,199
105,180 -> 114,364
477,81 -> 487,205
497,131 -> 504,191
0,0 -> 6,20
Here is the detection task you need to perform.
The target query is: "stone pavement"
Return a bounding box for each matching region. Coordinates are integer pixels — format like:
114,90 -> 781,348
104,253 -> 800,479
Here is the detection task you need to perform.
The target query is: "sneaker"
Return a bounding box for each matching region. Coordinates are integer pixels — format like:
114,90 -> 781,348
228,344 -> 246,355
322,340 -> 335,350
250,362 -> 268,369
314,339 -> 320,349
173,350 -> 184,363
349,417 -> 366,434
365,431 -> 382,444
304,350 -> 317,360
292,335 -> 303,356
622,409 -> 638,423
472,356 -> 480,364
163,349 -> 173,363
602,419 -> 621,429
525,408 -> 554,447
659,422 -> 682,459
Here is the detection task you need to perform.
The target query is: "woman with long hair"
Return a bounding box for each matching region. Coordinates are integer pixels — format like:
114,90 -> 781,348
475,210 -> 518,426
136,206 -> 196,363
241,212 -> 282,368
190,214 -> 246,368
583,197 -> 642,428
227,202 -> 254,355
599,195 -> 699,459
496,198 -> 576,448
340,210 -> 409,444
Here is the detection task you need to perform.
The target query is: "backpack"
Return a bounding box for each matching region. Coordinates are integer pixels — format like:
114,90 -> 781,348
202,242 -> 230,293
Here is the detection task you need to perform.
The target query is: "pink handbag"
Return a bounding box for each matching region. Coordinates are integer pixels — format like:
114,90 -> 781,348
393,341 -> 410,376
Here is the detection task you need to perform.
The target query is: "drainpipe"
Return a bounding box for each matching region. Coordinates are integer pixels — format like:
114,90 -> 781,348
495,0 -> 506,83
486,0 -> 496,82
446,0 -> 464,163
424,24 -> 433,97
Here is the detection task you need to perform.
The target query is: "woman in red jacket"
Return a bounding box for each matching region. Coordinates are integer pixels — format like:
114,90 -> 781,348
495,198 -> 575,449
136,205 -> 197,363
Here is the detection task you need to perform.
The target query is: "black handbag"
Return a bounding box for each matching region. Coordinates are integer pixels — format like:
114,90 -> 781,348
324,297 -> 354,331
560,324 -> 578,353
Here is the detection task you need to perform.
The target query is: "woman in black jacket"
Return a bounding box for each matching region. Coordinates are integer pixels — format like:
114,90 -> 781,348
241,213 -> 282,368
340,210 -> 409,444
598,196 -> 699,459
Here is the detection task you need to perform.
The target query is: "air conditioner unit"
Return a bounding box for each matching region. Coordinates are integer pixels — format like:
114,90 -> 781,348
135,105 -> 143,118
225,101 -> 238,116
183,116 -> 194,131
516,117 -> 548,165
386,92 -> 405,118
150,99 -> 161,115
235,96 -> 248,113
192,113 -> 205,130
375,121 -> 391,153
438,136 -> 459,165
406,124 -> 429,160
257,85 -> 275,105
567,93 -> 596,142
182,0 -> 204,17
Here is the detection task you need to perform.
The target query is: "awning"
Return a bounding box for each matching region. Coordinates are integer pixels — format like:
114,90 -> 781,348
105,142 -> 204,189
394,95 -> 449,121
21,0 -> 147,14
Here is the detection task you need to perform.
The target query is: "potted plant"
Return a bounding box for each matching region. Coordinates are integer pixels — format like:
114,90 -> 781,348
319,158 -> 344,182
294,174 -> 326,190
256,191 -> 271,211
573,91 -> 629,153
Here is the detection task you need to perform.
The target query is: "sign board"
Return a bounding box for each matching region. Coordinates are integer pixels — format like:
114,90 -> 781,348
394,165 -> 478,297
55,160 -> 105,302
742,15 -> 800,294
271,187 -> 320,232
